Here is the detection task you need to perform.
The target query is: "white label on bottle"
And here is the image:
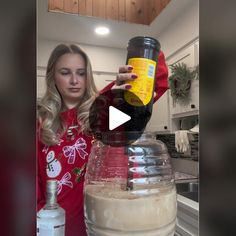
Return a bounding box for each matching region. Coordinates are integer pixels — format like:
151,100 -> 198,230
37,224 -> 65,236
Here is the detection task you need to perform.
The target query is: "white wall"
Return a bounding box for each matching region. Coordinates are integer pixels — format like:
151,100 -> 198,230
158,0 -> 199,58
37,38 -> 126,72
37,38 -> 126,97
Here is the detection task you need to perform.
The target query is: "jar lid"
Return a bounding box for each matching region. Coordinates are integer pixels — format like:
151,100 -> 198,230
98,131 -> 143,146
128,36 -> 161,50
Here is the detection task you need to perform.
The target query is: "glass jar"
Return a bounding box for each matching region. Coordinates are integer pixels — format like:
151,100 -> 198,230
84,132 -> 177,236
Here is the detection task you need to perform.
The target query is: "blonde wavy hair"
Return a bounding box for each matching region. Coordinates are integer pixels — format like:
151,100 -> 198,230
37,44 -> 98,146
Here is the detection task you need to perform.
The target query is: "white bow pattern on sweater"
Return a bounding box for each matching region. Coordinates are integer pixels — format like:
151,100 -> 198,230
57,172 -> 73,194
62,137 -> 88,164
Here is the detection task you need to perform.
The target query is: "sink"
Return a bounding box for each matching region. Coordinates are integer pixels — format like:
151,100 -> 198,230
176,182 -> 198,192
176,182 -> 199,202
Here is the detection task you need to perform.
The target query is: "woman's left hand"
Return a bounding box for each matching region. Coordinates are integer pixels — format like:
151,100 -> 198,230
112,65 -> 137,90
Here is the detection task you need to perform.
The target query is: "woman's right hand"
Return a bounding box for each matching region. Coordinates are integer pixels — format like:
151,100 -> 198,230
112,65 -> 138,90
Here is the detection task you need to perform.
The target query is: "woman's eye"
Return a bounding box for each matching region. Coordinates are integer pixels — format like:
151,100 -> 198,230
78,71 -> 85,76
77,70 -> 86,76
60,71 -> 70,75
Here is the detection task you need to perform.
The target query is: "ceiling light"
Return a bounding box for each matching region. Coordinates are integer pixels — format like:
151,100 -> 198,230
95,26 -> 110,35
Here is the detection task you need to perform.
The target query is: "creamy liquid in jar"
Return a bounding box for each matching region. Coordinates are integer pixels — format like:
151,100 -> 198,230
84,185 -> 177,236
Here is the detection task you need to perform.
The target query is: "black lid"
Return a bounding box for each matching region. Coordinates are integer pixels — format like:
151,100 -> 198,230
128,36 -> 160,50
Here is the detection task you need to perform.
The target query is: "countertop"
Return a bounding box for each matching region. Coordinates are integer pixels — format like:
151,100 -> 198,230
174,171 -> 198,183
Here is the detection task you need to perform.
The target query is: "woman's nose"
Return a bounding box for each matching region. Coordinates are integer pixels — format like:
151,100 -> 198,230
70,73 -> 78,85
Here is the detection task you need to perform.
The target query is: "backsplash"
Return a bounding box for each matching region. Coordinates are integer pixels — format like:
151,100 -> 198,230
190,133 -> 199,161
156,133 -> 199,161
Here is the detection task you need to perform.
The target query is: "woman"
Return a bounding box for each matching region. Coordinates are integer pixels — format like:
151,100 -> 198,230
37,44 -> 168,236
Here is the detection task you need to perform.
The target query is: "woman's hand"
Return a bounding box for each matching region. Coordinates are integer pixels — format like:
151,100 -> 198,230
112,65 -> 137,90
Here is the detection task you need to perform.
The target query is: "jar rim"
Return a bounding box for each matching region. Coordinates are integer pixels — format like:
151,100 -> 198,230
94,131 -> 157,146
128,36 -> 161,50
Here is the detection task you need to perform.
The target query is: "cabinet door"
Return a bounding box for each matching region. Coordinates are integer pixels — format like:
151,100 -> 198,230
93,72 -> 116,91
169,79 -> 199,117
145,91 -> 170,132
168,43 -> 199,117
37,67 -> 46,99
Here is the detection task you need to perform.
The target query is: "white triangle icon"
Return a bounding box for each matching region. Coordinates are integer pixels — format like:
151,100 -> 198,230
109,106 -> 131,131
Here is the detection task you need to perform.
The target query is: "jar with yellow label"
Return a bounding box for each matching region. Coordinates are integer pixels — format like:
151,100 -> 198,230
123,36 -> 160,132
125,36 -> 160,106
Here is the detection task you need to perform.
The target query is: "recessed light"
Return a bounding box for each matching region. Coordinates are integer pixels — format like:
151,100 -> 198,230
95,26 -> 110,35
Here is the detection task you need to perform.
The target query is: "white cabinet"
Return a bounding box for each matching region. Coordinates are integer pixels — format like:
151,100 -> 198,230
169,79 -> 199,118
37,66 -> 46,99
93,72 -> 116,91
145,91 -> 170,133
146,40 -> 200,133
167,41 -> 199,118
168,43 -> 196,69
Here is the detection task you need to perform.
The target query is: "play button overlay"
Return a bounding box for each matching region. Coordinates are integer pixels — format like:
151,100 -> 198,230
109,106 -> 131,130
89,89 -> 152,146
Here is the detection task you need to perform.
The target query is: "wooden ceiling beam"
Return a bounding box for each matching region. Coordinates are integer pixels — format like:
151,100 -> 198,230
48,0 -> 171,25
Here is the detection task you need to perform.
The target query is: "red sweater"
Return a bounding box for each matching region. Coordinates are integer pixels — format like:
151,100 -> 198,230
37,108 -> 92,236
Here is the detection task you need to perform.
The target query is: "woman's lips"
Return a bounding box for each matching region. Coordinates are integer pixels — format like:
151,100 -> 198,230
68,88 -> 81,92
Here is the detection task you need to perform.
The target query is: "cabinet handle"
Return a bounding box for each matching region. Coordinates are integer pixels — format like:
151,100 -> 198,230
191,104 -> 196,109
164,126 -> 168,130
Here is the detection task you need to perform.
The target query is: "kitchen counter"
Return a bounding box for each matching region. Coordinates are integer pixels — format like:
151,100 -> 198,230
174,171 -> 198,183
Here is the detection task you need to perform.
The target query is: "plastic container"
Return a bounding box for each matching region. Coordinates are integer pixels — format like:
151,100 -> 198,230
84,132 -> 177,236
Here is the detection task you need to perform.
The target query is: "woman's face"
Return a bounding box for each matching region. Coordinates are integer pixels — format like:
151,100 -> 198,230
54,53 -> 86,109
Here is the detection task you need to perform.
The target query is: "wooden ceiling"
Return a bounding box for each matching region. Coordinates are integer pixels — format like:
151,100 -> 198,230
48,0 -> 171,25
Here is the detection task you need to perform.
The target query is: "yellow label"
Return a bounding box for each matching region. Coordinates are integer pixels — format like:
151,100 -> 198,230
125,58 -> 156,106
